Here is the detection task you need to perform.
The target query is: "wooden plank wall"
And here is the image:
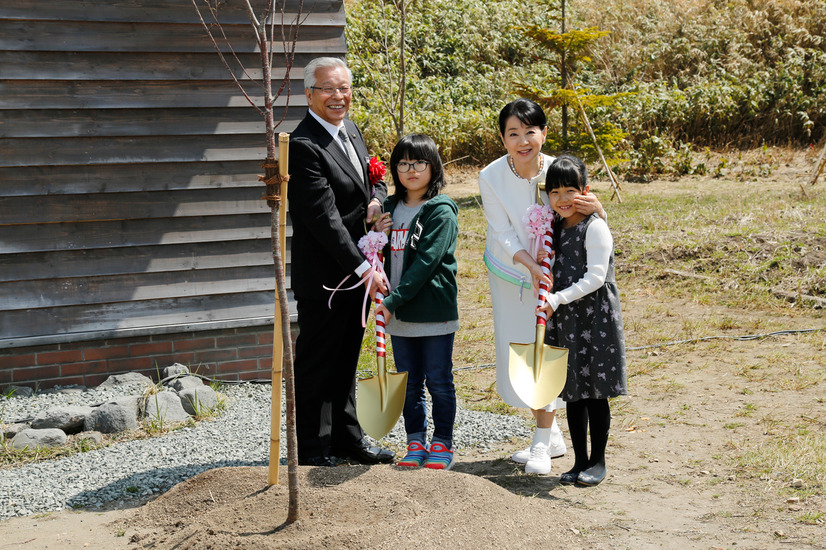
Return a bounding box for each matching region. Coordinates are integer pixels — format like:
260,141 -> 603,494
0,0 -> 346,349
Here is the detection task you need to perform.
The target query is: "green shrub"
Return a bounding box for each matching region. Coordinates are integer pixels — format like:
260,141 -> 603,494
346,0 -> 558,163
573,0 -> 826,147
345,0 -> 826,166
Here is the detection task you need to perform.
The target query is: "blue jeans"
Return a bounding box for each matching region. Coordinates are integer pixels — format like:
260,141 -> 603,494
390,333 -> 456,448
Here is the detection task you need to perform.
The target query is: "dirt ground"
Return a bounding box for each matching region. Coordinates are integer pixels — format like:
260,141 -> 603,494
1,155 -> 824,549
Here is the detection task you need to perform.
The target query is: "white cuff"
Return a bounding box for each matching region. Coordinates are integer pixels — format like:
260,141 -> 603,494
354,260 -> 371,277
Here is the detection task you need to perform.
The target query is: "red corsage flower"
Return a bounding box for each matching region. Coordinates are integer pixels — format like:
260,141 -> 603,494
368,156 -> 387,189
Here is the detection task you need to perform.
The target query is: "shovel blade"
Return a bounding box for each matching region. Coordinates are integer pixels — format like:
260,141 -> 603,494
508,342 -> 568,410
356,371 -> 408,440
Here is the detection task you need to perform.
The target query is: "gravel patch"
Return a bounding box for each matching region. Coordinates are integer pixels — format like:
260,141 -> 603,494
0,382 -> 531,520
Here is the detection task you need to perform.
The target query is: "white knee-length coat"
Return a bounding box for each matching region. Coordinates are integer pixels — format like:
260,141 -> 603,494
478,153 -> 563,411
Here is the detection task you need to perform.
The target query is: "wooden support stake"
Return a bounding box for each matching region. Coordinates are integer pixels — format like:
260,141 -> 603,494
573,90 -> 623,203
266,134 -> 290,486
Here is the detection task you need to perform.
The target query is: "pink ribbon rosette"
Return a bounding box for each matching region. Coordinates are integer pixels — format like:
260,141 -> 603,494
322,231 -> 390,327
523,204 -> 555,261
523,204 -> 555,321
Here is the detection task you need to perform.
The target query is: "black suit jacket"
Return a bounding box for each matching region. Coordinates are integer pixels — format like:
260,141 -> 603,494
288,114 -> 388,301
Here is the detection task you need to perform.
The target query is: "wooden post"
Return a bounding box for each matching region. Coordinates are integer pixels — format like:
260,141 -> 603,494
265,134 -> 290,485
573,91 -> 623,203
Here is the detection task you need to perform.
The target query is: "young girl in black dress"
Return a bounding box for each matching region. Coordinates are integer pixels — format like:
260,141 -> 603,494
537,155 -> 627,486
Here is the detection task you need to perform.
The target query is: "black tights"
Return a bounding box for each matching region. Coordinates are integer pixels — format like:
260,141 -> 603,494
565,398 -> 611,474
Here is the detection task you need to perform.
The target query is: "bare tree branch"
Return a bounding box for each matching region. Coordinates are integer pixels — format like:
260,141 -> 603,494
205,0 -> 265,90
270,1 -> 305,129
242,0 -> 262,30
193,0 -> 309,524
361,63 -> 400,134
191,0 -> 264,113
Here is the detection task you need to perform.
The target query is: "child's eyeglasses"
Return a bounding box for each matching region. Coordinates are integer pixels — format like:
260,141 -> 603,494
397,160 -> 430,173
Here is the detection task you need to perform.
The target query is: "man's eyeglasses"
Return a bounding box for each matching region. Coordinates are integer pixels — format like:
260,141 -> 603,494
309,85 -> 352,96
396,160 -> 431,173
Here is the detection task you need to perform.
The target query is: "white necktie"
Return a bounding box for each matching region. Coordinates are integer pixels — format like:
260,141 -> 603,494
338,127 -> 364,182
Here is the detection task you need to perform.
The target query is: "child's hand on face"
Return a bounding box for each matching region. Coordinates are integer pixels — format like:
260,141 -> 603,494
375,302 -> 392,320
372,212 -> 392,235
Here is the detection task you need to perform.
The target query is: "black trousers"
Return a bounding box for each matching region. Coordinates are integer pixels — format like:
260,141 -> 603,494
293,290 -> 368,459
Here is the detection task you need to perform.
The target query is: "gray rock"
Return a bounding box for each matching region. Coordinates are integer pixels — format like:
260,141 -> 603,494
11,428 -> 67,450
106,395 -> 143,420
98,373 -> 153,389
179,386 -> 219,416
144,391 -> 191,424
77,431 -> 104,447
3,423 -> 29,440
84,402 -> 139,433
31,405 -> 92,433
167,375 -> 204,392
3,385 -> 34,398
163,363 -> 190,379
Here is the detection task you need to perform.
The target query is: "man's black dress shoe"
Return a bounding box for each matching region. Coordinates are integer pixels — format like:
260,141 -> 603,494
333,438 -> 395,464
298,455 -> 335,467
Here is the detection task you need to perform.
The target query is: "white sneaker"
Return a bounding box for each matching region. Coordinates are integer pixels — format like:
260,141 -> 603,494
548,429 -> 567,458
512,433 -> 566,463
524,442 -> 551,474
512,447 -> 532,464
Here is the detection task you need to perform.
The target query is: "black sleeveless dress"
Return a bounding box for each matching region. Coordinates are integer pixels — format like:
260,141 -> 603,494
546,214 -> 627,402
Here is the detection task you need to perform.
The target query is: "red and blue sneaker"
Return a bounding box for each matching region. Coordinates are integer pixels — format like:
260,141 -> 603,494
424,442 -> 454,470
397,441 -> 429,468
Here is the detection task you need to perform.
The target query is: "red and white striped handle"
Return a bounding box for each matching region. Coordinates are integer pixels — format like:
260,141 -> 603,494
374,290 -> 387,359
535,230 -> 553,327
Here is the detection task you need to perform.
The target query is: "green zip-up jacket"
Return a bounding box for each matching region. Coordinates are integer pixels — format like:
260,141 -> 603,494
381,193 -> 459,323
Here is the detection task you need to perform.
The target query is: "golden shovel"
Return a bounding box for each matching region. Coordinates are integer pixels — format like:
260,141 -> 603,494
357,290 -> 408,440
509,231 -> 568,410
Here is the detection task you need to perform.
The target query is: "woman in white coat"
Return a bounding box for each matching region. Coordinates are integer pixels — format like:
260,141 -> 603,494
478,98 -> 604,474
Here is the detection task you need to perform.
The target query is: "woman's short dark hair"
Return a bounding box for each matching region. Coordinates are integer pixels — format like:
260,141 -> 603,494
389,134 -> 446,201
498,98 -> 547,136
545,155 -> 588,191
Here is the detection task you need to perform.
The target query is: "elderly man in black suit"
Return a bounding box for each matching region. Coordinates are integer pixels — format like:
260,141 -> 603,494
287,57 -> 394,467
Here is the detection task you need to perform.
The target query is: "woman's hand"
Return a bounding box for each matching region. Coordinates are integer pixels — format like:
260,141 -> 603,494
573,191 -> 606,220
375,302 -> 392,320
372,212 -> 392,235
514,249 -> 552,291
528,261 -> 552,292
537,248 -> 551,263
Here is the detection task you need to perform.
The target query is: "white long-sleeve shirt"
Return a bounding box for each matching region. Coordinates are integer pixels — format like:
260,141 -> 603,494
545,216 -> 613,311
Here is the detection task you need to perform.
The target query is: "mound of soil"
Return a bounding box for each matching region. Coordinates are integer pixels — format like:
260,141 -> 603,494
113,465 -> 579,549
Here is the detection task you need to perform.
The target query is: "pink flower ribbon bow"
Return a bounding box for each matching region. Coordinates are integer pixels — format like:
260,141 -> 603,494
322,231 -> 391,327
522,203 -> 555,261
523,204 -> 555,318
